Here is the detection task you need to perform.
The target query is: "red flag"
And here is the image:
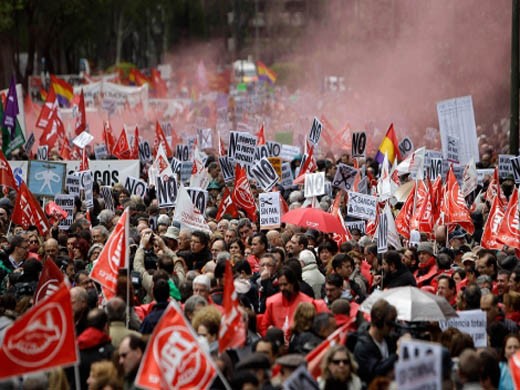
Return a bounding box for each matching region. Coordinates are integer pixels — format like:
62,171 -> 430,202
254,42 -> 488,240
219,261 -> 246,353
112,128 -> 131,160
80,147 -> 89,171
481,193 -> 506,250
74,89 -> 87,135
0,284 -> 78,380
216,187 -> 239,221
330,191 -> 352,245
151,68 -> 168,98
12,182 -> 51,236
90,208 -> 130,299
130,126 -> 140,160
103,121 -> 116,155
395,182 -> 416,239
135,302 -> 217,389
34,259 -> 64,303
293,141 -> 316,185
0,150 -> 18,190
510,350 -> 520,388
306,320 -> 353,379
44,201 -> 68,226
231,164 -> 257,222
365,202 -> 380,237
59,138 -> 72,161
416,178 -> 435,235
484,168 -> 507,206
496,187 -> 520,250
39,109 -> 65,147
153,121 -> 172,158
35,88 -> 57,129
442,166 -> 474,234
256,124 -> 266,145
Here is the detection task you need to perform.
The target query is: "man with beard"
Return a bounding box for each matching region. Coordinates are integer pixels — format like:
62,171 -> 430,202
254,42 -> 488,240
381,251 -> 416,289
260,267 -> 321,339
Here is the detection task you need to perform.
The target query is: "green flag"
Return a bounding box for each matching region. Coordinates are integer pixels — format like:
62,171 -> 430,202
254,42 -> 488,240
0,101 -> 25,157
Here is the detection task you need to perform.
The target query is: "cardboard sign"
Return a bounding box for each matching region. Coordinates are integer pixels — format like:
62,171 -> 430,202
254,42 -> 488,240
186,187 -> 208,214
100,186 -> 114,211
251,157 -> 279,192
279,144 -> 301,161
398,137 -> 414,159
197,128 -> 213,149
66,174 -> 81,197
439,309 -> 487,347
228,131 -> 257,166
304,172 -> 325,198
498,154 -> 515,179
259,192 -> 281,230
72,131 -> 95,149
280,162 -> 293,188
176,144 -> 191,161
81,171 -> 94,209
37,146 -> 48,161
124,176 -> 148,198
511,155 -> 520,184
138,141 -> 152,162
347,192 -> 377,221
446,135 -> 459,163
428,157 -> 443,180
54,194 -> 75,230
307,117 -> 323,146
24,132 -> 35,155
219,156 -> 236,183
27,160 -> 66,197
346,220 -> 365,235
156,175 -> 178,208
396,340 -> 442,390
377,210 -> 388,254
94,143 -> 108,160
332,163 -> 358,191
352,132 -> 367,158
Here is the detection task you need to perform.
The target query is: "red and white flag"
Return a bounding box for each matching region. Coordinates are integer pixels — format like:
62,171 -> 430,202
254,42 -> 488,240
0,150 -> 18,190
441,166 -> 474,235
497,187 -> 520,250
44,201 -> 68,226
35,88 -> 58,129
481,193 -> 506,250
112,128 -> 131,160
34,259 -> 65,303
153,121 -> 172,158
135,301 -> 217,389
12,182 -> 51,236
0,283 -> 78,380
79,147 -> 89,171
219,261 -> 246,353
256,124 -> 266,146
232,164 -> 257,222
103,121 -> 116,155
74,89 -> 87,135
39,108 -> 65,147
90,208 -> 130,299
130,126 -> 140,160
395,182 -> 416,240
215,187 -> 239,221
293,140 -> 317,185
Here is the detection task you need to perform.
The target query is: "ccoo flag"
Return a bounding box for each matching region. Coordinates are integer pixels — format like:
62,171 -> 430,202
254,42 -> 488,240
375,123 -> 401,164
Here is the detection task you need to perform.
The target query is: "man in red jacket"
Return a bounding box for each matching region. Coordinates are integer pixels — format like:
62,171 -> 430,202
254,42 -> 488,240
414,242 -> 440,288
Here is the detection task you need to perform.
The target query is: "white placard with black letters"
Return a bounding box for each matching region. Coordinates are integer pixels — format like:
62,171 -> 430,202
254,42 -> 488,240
351,132 -> 366,158
251,157 -> 279,192
304,172 -> 325,198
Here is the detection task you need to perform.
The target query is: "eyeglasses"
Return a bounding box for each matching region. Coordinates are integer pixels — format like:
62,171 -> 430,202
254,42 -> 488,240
29,240 -> 38,244
331,359 -> 350,365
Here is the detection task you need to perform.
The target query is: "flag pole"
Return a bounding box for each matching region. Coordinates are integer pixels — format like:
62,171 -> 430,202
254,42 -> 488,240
74,363 -> 81,390
214,363 -> 232,390
126,267 -> 130,329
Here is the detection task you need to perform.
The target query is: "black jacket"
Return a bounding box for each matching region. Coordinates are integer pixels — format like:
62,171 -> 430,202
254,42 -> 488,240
353,331 -> 398,387
383,266 -> 417,289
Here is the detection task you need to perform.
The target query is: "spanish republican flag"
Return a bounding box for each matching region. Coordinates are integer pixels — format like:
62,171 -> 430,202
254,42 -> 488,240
375,123 -> 401,164
256,61 -> 277,84
50,75 -> 73,107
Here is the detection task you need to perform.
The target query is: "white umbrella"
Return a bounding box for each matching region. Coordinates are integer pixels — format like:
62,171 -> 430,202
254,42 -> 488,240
360,286 -> 458,322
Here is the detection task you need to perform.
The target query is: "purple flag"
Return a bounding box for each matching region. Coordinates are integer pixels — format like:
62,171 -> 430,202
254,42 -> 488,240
3,76 -> 19,138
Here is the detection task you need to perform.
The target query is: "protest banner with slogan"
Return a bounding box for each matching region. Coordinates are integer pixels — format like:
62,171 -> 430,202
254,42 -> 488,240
64,160 -> 140,187
228,131 -> 257,166
395,340 -> 442,390
280,162 -> 293,188
376,209 -> 388,254
176,144 -> 191,161
72,131 -> 94,149
124,176 -> 148,198
333,163 -> 358,191
66,174 -> 80,197
307,117 -> 323,146
138,140 -> 153,163
437,95 -> 479,165
398,137 -> 414,159
80,171 -> 94,209
498,154 -> 515,179
54,194 -> 75,230
439,309 -> 487,347
511,156 -> 520,184
347,192 -> 377,221
352,132 -> 366,158
186,187 -> 208,215
346,220 -> 366,235
218,156 -> 235,183
428,157 -> 443,180
94,143 -> 108,160
156,175 -> 178,208
27,160 -> 66,197
304,172 -> 326,198
37,146 -> 48,161
279,144 -> 301,161
180,161 -> 193,184
251,157 -> 279,192
446,135 -> 459,163
259,192 -> 281,230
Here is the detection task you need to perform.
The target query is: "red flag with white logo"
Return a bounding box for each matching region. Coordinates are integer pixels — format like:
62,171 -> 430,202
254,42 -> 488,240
39,109 -> 65,147
44,201 -> 68,226
256,124 -> 266,145
34,259 -> 65,303
481,192 -> 506,250
0,150 -> 18,190
442,166 -> 474,234
0,283 -> 78,380
231,164 -> 257,222
510,350 -> 520,389
74,89 -> 87,135
103,121 -> 116,155
216,187 -> 239,221
395,182 -> 416,239
497,187 -> 520,250
153,121 -> 172,158
130,126 -> 140,160
90,208 -> 129,299
12,182 -> 51,236
135,301 -> 217,389
35,88 -> 58,129
293,140 -> 317,185
79,147 -> 89,171
219,261 -> 246,353
112,128 -> 131,160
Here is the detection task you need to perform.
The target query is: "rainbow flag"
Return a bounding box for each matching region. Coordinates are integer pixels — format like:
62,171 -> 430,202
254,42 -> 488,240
375,123 -> 401,164
256,61 -> 277,84
50,75 -> 73,107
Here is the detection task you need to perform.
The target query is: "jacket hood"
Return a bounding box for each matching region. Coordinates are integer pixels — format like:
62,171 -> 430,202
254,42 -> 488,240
78,327 -> 111,350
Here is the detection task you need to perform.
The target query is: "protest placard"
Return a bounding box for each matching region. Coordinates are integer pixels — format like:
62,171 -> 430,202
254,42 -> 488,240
333,163 -> 358,191
66,174 -> 81,197
186,187 -> 208,214
176,144 -> 190,161
138,141 -> 152,162
170,157 -> 182,175
396,340 -> 442,390
398,137 -> 414,159
218,156 -> 235,183
498,154 -> 515,179
304,172 -> 325,198
27,160 -> 66,197
228,131 -> 257,166
511,156 -> 520,184
266,141 -> 281,157
476,169 -> 494,186
54,194 -> 75,230
346,220 -> 366,235
124,176 -> 148,198
24,132 -> 35,155
180,161 -> 193,184
347,192 -> 377,221
72,131 -> 94,149
279,144 -> 301,161
100,186 -> 114,211
197,128 -> 213,149
428,157 -> 443,180
439,309 -> 487,347
94,143 -> 108,160
446,135 -> 459,163
156,175 -> 178,208
37,146 -> 48,161
377,210 -> 388,254
307,117 -> 323,146
259,192 -> 281,230
80,171 -> 94,209
280,162 -> 293,188
352,132 -> 366,158
251,158 -> 279,192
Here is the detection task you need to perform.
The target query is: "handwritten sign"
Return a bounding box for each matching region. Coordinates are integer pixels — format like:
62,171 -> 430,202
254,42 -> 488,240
259,192 -> 281,230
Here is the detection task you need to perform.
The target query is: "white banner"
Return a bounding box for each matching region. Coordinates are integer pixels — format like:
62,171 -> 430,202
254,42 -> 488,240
259,192 -> 281,230
439,309 -> 487,348
72,131 -> 95,149
280,162 -> 293,188
279,144 -> 301,161
347,192 -> 377,221
186,187 -> 208,215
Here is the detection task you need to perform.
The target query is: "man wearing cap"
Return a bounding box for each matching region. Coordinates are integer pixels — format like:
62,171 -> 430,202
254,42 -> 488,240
161,225 -> 180,252
276,354 -> 308,385
414,242 -> 441,288
448,228 -> 467,250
